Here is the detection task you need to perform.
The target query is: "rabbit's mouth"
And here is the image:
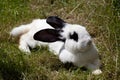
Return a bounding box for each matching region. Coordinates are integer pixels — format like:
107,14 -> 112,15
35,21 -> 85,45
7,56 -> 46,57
79,47 -> 90,52
79,43 -> 93,53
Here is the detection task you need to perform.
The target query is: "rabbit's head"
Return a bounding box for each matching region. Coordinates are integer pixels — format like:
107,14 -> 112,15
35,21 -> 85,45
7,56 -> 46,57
34,16 -> 92,53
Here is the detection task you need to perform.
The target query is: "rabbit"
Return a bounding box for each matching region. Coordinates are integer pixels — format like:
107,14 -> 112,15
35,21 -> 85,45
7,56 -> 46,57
10,16 -> 102,75
34,16 -> 102,75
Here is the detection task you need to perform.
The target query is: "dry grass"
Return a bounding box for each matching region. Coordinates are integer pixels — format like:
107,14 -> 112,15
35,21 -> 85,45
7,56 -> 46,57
0,0 -> 120,80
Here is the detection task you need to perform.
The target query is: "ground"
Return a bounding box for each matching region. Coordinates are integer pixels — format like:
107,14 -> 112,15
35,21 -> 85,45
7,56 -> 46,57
0,0 -> 120,80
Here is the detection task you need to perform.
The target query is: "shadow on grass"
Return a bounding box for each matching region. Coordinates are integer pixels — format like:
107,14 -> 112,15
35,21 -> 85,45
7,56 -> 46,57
38,52 -> 87,72
0,49 -> 30,80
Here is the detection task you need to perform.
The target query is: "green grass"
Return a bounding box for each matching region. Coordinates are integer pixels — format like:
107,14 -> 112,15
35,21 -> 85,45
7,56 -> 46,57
0,0 -> 120,80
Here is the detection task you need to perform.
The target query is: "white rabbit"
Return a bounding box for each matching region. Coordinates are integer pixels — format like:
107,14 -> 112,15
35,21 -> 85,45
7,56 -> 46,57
10,16 -> 102,75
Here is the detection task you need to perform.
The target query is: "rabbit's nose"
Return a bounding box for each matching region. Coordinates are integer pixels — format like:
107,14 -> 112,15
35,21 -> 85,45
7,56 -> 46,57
87,40 -> 92,46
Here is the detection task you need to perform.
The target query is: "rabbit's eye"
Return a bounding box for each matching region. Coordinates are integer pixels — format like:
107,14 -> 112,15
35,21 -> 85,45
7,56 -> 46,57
69,32 -> 78,42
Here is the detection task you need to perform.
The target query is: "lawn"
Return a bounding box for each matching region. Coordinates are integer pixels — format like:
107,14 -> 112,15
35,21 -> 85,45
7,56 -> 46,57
0,0 -> 120,80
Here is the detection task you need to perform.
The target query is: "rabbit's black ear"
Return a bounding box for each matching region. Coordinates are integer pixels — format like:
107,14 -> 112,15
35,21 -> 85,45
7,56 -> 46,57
46,16 -> 66,29
34,29 -> 65,42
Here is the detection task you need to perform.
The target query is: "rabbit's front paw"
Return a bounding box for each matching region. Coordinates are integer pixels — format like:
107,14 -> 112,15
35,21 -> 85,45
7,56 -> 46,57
92,69 -> 102,75
19,45 -> 31,54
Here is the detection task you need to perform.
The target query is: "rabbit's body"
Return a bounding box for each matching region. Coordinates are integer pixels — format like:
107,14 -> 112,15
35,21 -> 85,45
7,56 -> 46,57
10,19 -> 57,53
10,16 -> 102,75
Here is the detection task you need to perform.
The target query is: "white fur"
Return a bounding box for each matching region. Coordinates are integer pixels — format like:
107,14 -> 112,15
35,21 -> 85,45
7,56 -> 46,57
10,19 -> 53,52
10,18 -> 102,75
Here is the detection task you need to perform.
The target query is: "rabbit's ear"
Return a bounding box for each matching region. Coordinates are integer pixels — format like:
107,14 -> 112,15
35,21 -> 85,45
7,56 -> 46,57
46,16 -> 66,29
34,29 -> 65,42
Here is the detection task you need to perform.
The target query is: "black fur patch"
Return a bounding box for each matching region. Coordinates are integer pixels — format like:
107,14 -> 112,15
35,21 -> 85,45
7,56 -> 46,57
46,16 -> 65,29
69,32 -> 78,42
